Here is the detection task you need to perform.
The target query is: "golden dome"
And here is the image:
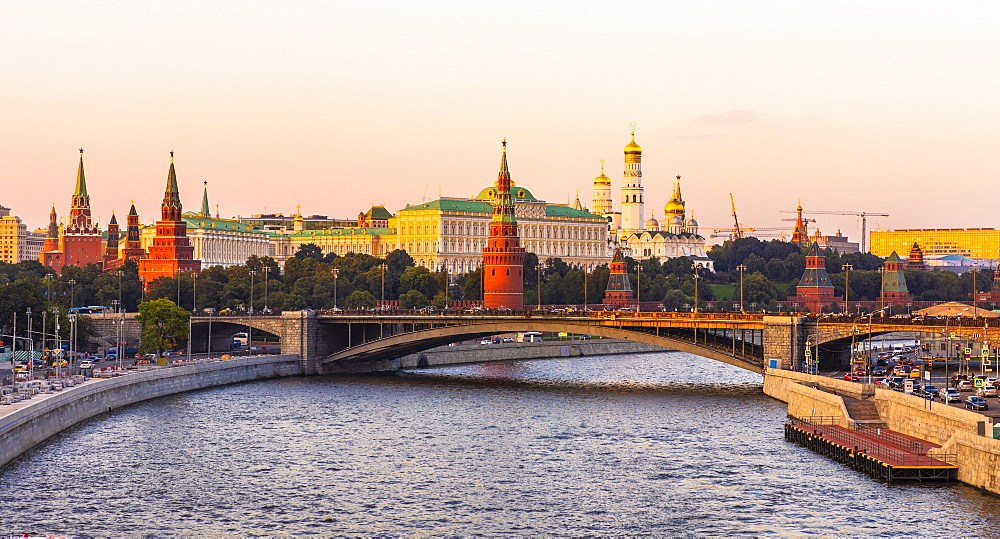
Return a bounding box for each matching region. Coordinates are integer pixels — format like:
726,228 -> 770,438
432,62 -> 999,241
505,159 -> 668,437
593,159 -> 611,185
624,132 -> 642,153
664,199 -> 684,215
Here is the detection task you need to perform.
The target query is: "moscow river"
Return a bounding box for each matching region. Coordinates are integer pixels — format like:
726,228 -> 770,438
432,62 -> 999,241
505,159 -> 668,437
3,351 -> 1000,536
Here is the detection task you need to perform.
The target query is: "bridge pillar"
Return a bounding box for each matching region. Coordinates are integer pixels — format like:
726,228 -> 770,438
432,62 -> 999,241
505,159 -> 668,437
278,311 -> 327,374
763,316 -> 817,371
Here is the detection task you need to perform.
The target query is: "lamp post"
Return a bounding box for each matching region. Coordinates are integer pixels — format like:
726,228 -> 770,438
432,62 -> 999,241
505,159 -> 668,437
332,268 -> 340,310
44,273 -> 54,305
971,267 -> 981,316
68,279 -> 76,367
262,266 -> 270,313
583,268 -> 588,312
879,266 -> 886,312
116,270 -> 124,313
26,308 -> 33,381
380,262 -> 386,310
842,263 -> 853,314
736,264 -> 746,313
537,263 -> 542,310
248,269 -> 256,355
635,263 -> 642,313
693,268 -> 700,314
189,273 -> 198,362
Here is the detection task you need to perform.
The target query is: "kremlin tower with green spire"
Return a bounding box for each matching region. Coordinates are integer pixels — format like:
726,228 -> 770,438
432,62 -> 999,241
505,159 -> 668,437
40,149 -> 104,275
482,140 -> 525,309
139,152 -> 201,289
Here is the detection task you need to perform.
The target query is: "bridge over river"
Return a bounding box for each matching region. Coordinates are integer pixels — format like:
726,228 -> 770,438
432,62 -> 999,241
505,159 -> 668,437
84,310 -> 1000,375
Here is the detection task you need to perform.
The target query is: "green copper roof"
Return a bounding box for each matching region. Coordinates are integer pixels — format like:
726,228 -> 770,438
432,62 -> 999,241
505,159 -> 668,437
401,199 -> 492,213
200,184 -> 210,216
287,227 -> 396,238
74,150 -> 88,197
366,206 -> 393,220
163,154 -> 181,209
545,205 -> 603,219
885,251 -> 903,263
474,185 -> 539,202
182,213 -> 268,234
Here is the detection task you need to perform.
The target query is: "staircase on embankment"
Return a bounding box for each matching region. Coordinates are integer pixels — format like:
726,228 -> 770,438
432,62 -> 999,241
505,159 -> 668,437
842,396 -> 888,430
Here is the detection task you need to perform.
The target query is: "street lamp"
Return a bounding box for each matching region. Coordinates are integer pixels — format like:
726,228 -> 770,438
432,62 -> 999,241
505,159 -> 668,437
116,270 -> 124,313
879,266 -> 886,312
189,273 -> 198,362
332,268 -> 340,310
248,269 -> 256,355
970,267 -> 981,316
262,266 -> 270,313
736,264 -> 746,313
583,268 -> 588,312
26,308 -> 33,381
842,263 -> 853,315
68,279 -> 76,366
537,263 -> 542,310
693,267 -> 700,314
380,262 -> 386,310
635,263 -> 642,313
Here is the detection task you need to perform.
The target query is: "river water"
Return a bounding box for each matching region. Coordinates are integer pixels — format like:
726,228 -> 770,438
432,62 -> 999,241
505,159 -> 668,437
2,351 -> 1000,536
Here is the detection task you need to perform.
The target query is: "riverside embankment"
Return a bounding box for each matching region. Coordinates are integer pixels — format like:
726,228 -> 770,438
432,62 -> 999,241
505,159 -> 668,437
765,368 -> 1000,494
0,355 -> 302,469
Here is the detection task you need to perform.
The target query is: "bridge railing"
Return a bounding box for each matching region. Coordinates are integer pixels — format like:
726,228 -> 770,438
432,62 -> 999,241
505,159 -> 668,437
812,313 -> 996,329
313,308 -> 768,322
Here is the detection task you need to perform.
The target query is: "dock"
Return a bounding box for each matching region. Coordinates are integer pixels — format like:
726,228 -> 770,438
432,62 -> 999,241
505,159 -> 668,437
785,417 -> 957,484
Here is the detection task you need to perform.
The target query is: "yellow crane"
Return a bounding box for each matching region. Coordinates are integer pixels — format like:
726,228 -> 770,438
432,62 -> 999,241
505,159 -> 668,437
729,193 -> 743,240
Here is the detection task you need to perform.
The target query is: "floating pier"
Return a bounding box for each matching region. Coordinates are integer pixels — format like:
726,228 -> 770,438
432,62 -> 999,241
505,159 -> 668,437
785,418 -> 957,484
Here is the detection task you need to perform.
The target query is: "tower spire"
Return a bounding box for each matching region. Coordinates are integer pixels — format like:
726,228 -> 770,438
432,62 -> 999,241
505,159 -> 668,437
200,181 -> 210,217
162,151 -> 182,220
74,148 -> 88,197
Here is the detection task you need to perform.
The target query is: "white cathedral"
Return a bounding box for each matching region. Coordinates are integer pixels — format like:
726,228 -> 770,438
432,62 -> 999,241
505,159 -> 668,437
588,127 -> 713,270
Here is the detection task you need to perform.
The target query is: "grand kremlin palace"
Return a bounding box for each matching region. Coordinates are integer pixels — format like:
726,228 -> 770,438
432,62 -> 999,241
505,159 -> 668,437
267,185 -> 607,273
870,228 -> 1000,260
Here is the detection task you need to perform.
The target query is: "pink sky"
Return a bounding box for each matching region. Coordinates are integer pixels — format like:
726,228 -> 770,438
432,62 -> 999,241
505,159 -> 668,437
2,1 -> 997,245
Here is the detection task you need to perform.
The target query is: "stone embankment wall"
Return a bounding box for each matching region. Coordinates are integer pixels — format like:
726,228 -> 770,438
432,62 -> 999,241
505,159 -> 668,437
764,368 -> 1000,495
0,355 -> 301,470
399,339 -> 667,368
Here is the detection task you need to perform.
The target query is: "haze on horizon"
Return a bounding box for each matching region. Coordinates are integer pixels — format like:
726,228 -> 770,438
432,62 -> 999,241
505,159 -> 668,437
2,0 -> 997,244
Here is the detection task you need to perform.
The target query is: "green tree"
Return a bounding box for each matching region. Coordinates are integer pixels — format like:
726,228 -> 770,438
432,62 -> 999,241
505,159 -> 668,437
294,244 -> 324,261
345,290 -> 376,309
399,290 -> 428,309
136,298 -> 189,355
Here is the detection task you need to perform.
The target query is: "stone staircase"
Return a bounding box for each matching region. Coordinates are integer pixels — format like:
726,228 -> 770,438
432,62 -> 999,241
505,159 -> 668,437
842,396 -> 888,429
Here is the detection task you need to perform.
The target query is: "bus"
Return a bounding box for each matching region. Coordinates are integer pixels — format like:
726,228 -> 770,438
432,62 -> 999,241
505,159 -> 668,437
69,306 -> 114,315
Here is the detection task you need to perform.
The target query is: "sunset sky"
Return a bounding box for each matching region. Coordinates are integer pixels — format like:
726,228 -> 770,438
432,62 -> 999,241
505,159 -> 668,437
2,1 -> 997,244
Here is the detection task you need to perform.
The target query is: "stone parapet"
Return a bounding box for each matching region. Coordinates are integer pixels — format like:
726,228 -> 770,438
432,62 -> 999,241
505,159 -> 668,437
399,339 -> 666,368
0,355 -> 301,470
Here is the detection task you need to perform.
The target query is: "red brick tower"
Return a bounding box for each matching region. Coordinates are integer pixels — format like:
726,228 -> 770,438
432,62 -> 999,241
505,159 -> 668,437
482,140 -> 525,309
602,246 -> 635,308
122,202 -> 146,263
61,149 -> 104,269
881,251 -> 910,304
103,211 -> 121,270
40,204 -> 65,274
793,241 -> 841,312
139,152 -> 200,289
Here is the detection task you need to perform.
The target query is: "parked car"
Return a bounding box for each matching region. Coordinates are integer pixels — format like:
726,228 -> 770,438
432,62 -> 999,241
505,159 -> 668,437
939,388 -> 961,403
966,396 -> 989,411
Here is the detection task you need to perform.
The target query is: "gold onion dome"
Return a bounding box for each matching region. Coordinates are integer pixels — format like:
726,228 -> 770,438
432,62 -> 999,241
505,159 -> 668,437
624,133 -> 642,153
593,160 -> 611,185
664,197 -> 684,215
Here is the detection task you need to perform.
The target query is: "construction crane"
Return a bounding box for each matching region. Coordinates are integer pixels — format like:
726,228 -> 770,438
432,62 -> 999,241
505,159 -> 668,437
779,209 -> 889,252
729,193 -> 743,240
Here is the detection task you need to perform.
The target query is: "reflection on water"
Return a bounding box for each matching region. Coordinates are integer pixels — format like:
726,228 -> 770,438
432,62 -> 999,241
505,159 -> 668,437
1,351 -> 998,536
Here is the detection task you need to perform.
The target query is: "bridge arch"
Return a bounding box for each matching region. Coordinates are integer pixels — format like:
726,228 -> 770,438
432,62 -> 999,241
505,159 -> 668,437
319,320 -> 763,374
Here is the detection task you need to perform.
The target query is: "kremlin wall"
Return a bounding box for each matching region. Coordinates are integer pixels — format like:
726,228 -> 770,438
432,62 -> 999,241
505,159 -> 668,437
1,130 -> 997,312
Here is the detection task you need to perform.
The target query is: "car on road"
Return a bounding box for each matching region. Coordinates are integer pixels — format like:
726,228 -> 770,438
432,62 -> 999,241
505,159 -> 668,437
977,386 -> 999,398
957,380 -> 974,392
843,373 -> 860,382
79,361 -> 94,370
939,388 -> 961,403
966,396 -> 989,411
917,384 -> 939,398
873,366 -> 888,376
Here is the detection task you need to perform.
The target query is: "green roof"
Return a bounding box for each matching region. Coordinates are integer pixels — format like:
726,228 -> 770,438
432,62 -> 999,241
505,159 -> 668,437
473,185 -> 539,201
545,205 -> 603,219
182,214 -> 268,234
365,206 -> 393,220
400,200 -> 492,213
288,227 -> 396,238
